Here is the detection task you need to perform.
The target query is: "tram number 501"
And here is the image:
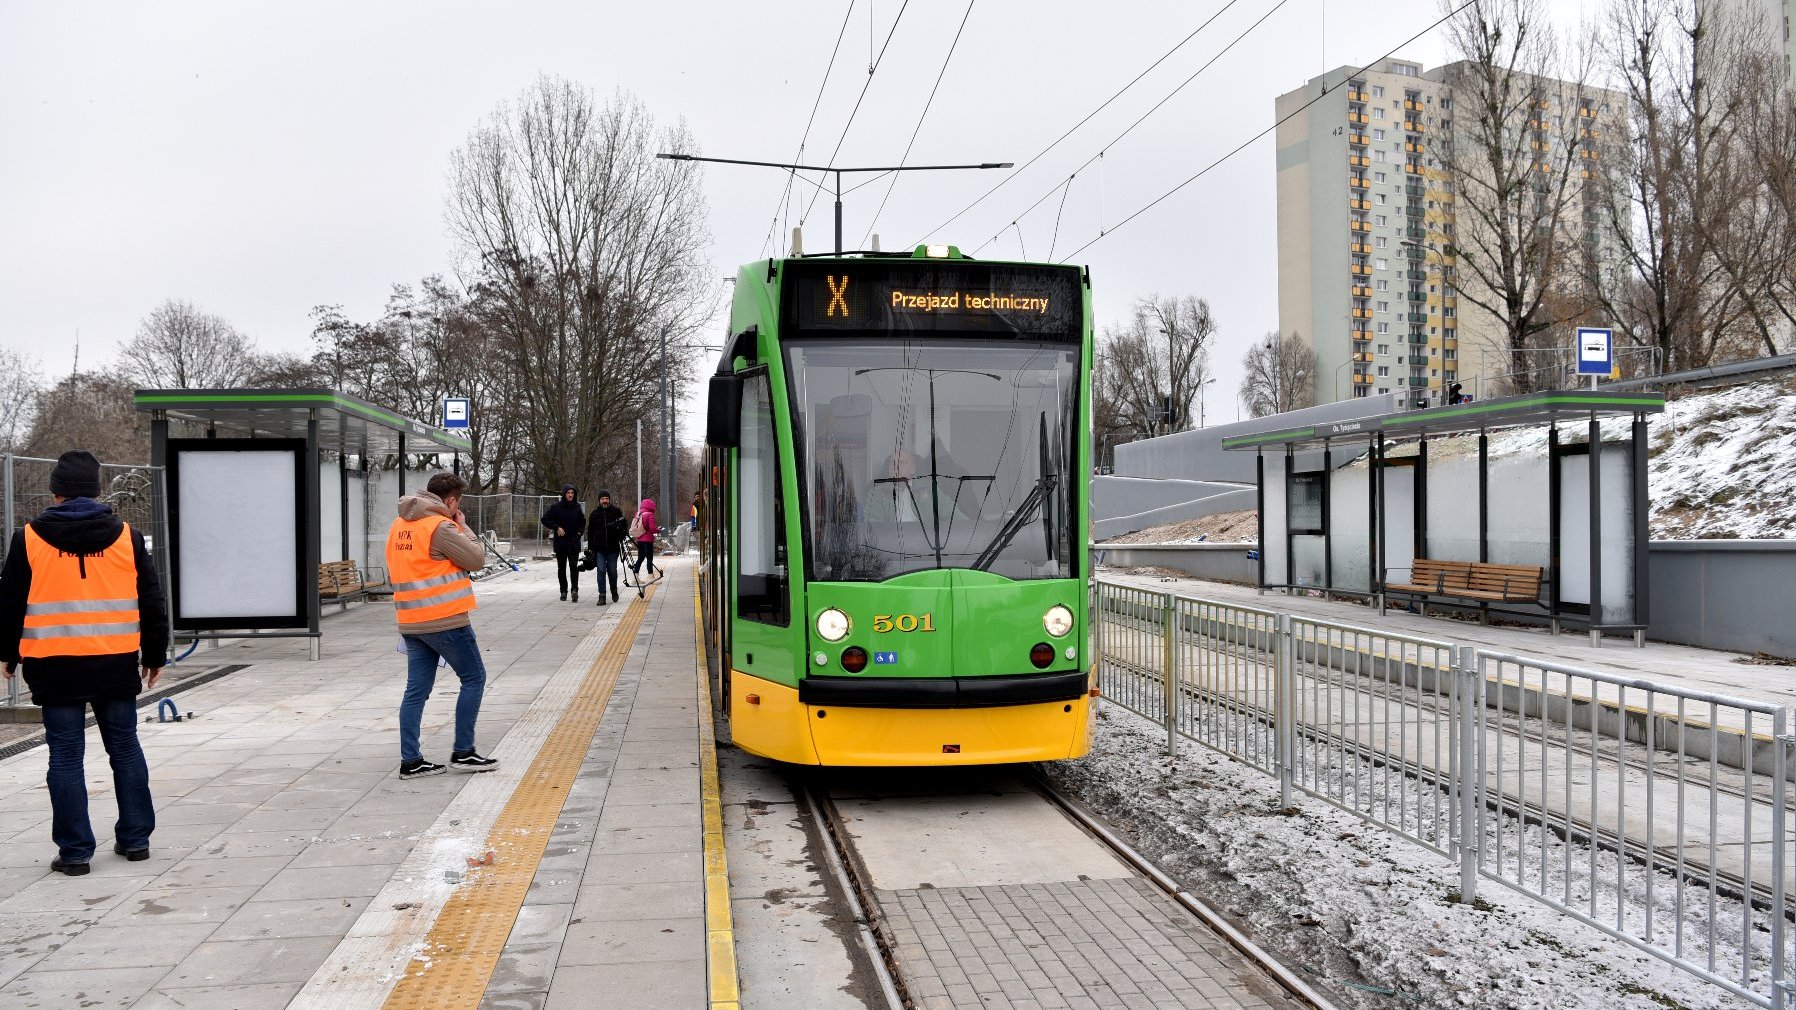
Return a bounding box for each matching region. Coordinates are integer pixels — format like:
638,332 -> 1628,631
872,613 -> 935,634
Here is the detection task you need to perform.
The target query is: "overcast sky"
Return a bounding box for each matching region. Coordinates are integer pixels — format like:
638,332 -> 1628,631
0,0 -> 1483,425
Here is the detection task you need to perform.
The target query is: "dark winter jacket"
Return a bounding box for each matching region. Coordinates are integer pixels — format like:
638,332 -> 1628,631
586,502 -> 627,554
0,498 -> 169,706
541,486 -> 586,554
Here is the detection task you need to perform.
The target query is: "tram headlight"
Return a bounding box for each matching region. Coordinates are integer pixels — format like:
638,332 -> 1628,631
815,608 -> 851,643
1043,604 -> 1074,638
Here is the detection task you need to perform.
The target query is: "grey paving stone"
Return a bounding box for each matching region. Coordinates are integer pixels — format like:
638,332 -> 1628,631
131,981 -> 303,1010
572,879 -> 704,921
557,914 -> 704,966
33,920 -> 218,970
544,960 -> 706,1009
0,965 -> 169,1009
253,861 -> 399,900
208,895 -> 372,940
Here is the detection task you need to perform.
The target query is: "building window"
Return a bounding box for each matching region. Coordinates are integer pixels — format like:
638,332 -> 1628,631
1375,215 -> 1387,226
1373,85 -> 1385,98
1377,366 -> 1390,376
1376,279 -> 1388,290
1376,193 -> 1387,204
1430,347 -> 1438,356
1374,107 -> 1386,120
1374,150 -> 1387,163
1375,257 -> 1388,269
1445,349 -> 1457,360
1375,236 -> 1388,248
1379,387 -> 1389,394
1377,301 -> 1389,312
1375,171 -> 1387,182
1376,324 -> 1390,334
1377,343 -> 1390,353
1374,128 -> 1386,141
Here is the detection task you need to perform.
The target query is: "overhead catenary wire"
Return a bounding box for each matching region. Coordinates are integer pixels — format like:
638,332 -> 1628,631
859,0 -> 977,249
910,0 -> 1244,248
973,0 -> 1292,255
796,1 -> 911,235
1057,0 -> 1478,262
759,0 -> 858,259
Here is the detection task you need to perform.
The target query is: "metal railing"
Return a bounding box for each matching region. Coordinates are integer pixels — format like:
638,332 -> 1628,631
1094,579 -> 1795,1008
460,493 -> 563,559
1,454 -> 170,707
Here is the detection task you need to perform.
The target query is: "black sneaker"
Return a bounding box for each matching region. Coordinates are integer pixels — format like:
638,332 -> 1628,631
399,759 -> 447,779
571,590 -> 579,602
50,857 -> 90,876
113,842 -> 150,861
450,751 -> 499,772
597,596 -> 607,607
559,591 -> 567,601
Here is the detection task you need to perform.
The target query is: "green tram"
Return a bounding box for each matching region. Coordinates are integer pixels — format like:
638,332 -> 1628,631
698,245 -> 1095,766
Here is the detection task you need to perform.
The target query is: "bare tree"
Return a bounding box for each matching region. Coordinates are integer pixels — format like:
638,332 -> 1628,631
1436,0 -> 1596,390
0,348 -> 43,452
1239,331 -> 1318,417
25,372 -> 151,464
1589,0 -> 1772,371
1092,294 -> 1219,450
118,299 -> 254,389
447,78 -> 717,495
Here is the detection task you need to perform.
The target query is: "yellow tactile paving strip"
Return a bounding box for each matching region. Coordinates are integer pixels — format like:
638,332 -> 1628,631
379,585 -> 652,1010
695,581 -> 741,1009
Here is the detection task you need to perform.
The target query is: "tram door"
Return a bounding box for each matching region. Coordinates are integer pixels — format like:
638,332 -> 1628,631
729,370 -> 796,686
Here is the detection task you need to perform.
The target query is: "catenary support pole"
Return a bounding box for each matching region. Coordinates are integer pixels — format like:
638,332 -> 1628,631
1588,412 -> 1603,648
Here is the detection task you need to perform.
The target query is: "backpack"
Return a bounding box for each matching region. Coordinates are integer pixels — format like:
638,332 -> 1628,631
628,512 -> 645,540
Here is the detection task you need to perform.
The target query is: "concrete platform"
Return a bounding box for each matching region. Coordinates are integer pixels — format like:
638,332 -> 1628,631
0,558 -> 721,1010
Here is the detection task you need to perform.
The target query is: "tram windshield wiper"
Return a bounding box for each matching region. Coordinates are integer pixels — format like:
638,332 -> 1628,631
971,414 -> 1057,572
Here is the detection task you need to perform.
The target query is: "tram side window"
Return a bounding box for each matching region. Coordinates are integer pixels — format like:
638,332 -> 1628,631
737,371 -> 789,625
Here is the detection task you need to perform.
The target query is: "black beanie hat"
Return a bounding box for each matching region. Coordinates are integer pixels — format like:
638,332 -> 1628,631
50,450 -> 103,499
597,488 -> 612,499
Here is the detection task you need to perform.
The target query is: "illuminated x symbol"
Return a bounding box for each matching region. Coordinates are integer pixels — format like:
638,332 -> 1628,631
826,275 -> 850,318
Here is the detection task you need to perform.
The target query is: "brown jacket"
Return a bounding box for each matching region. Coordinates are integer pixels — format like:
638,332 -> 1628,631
391,490 -> 487,634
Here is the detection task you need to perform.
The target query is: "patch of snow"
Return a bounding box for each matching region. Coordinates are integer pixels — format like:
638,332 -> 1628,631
1049,702 -> 1769,1010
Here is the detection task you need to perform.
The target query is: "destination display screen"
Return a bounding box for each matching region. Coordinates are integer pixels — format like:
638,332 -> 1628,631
783,260 -> 1083,339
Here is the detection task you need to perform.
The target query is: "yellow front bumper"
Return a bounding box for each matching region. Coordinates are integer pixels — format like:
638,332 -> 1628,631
728,671 -> 1094,766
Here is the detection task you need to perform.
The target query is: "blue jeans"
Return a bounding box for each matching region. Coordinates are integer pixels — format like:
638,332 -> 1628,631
595,549 -> 620,599
42,698 -> 155,862
399,625 -> 487,764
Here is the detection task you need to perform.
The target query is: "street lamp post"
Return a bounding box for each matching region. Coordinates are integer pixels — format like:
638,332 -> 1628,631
1199,376 -> 1215,428
657,154 -> 1012,254
1334,359 -> 1352,402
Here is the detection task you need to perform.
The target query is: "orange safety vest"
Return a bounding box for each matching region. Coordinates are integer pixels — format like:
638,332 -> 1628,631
20,523 -> 142,659
386,514 -> 476,627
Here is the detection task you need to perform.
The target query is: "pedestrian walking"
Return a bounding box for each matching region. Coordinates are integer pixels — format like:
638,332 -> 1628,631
387,472 -> 498,780
629,498 -> 660,593
0,450 -> 168,875
541,485 -> 586,602
584,489 -> 626,606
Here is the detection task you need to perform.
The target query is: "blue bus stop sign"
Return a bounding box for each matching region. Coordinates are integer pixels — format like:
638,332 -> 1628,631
1576,328 -> 1612,376
444,398 -> 471,429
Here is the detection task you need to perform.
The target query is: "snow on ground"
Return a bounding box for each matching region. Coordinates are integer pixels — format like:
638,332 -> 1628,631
1047,703 -> 1764,1010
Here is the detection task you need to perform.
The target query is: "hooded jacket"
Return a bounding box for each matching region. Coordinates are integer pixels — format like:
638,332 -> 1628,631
392,490 -> 487,634
586,491 -> 626,554
0,498 -> 169,706
541,486 -> 586,554
634,499 -> 658,544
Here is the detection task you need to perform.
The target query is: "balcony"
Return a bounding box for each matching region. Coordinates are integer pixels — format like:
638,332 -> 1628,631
1408,376 -> 1431,387
1406,312 -> 1427,323
1351,219 -> 1371,232
1404,98 -> 1422,112
1350,133 -> 1369,146
1405,120 -> 1425,134
1353,351 -> 1374,363
1350,197 -> 1370,210
1351,285 -> 1372,298
1351,307 -> 1372,319
1405,141 -> 1425,154
1350,175 -> 1369,190
1354,373 -> 1375,386
1349,111 -> 1369,124
1405,162 -> 1420,174
1579,105 -> 1597,118
1348,89 -> 1368,102
1349,154 -> 1370,167
1351,264 -> 1371,279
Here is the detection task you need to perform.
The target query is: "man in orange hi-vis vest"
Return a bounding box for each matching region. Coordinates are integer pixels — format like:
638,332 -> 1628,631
0,450 -> 168,876
386,472 -> 498,779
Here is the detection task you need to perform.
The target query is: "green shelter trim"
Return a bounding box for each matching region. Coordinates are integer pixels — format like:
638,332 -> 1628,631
1221,389 -> 1664,451
133,388 -> 471,454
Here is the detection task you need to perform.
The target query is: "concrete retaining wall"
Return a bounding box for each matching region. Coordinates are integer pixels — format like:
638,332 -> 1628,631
1647,540 -> 1796,658
1091,543 -> 1259,585
1090,476 -> 1256,539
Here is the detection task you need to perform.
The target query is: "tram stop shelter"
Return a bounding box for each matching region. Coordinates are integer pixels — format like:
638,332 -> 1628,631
1221,390 -> 1665,646
135,388 -> 471,658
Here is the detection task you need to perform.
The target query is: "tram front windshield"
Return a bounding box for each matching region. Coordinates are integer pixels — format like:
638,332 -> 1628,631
785,339 -> 1078,583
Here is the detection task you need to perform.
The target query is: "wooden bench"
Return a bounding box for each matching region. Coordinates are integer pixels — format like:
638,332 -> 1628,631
318,562 -> 388,606
1385,558 -> 1544,615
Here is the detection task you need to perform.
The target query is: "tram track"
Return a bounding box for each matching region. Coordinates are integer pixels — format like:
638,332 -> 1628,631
797,767 -> 1342,1010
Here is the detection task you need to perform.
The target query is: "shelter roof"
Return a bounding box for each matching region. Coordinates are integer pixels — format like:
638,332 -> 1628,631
1220,389 -> 1664,451
133,388 -> 470,454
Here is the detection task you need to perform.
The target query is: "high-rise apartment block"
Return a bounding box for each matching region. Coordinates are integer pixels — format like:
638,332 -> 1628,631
1277,59 -> 1624,404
